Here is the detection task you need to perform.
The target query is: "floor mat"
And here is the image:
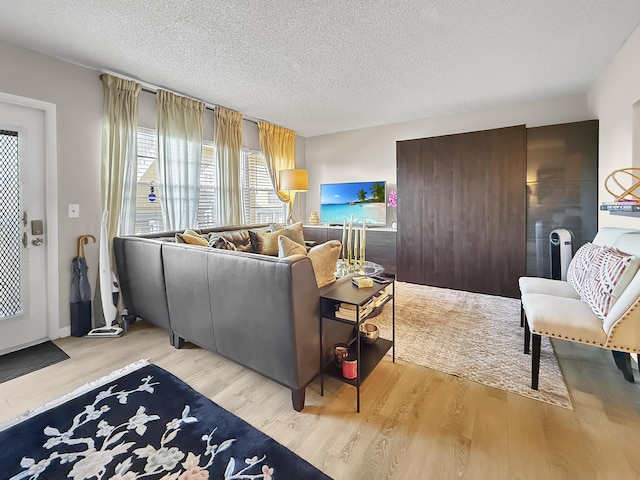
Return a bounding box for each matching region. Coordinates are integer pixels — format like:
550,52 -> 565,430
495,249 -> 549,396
0,341 -> 70,384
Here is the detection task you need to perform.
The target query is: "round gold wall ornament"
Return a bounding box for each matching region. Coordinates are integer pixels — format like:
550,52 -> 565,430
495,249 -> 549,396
604,167 -> 640,201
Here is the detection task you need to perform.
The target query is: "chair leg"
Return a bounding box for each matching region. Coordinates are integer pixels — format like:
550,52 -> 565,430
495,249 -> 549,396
520,303 -> 524,328
531,334 -> 541,390
612,350 -> 635,383
524,316 -> 530,354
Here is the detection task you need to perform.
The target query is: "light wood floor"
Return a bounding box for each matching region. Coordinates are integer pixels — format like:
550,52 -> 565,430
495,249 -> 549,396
1,320 -> 639,479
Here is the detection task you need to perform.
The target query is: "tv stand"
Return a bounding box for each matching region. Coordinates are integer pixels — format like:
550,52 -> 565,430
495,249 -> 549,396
303,225 -> 396,275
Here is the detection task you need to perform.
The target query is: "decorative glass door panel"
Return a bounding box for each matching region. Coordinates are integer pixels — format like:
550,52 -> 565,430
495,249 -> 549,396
0,129 -> 22,319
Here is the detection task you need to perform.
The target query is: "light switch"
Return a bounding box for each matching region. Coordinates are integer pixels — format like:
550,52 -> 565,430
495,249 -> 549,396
68,204 -> 80,218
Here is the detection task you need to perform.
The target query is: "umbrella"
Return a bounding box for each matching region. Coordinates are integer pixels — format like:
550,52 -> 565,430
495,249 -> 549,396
70,234 -> 95,336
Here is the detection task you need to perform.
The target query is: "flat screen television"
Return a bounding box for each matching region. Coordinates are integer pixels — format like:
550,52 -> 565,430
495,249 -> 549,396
320,181 -> 387,226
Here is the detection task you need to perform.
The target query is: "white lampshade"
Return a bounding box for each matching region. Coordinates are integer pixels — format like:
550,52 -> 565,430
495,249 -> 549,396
279,169 -> 308,192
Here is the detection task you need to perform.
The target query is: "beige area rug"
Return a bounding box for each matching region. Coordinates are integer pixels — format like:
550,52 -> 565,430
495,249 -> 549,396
374,281 -> 573,409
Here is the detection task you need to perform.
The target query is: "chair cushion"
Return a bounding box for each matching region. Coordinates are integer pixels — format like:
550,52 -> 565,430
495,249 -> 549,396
581,247 -> 640,320
521,293 -> 607,346
518,277 -> 580,298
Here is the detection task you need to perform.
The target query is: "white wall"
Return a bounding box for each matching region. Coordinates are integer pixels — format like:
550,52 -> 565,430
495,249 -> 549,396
0,41 -> 103,335
305,94 -> 591,224
0,41 -> 308,334
588,23 -> 640,228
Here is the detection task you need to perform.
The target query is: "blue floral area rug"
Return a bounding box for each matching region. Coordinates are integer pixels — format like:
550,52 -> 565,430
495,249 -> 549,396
0,360 -> 331,479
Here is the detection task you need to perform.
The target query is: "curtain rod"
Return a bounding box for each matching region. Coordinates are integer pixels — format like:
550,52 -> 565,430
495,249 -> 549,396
139,86 -> 260,126
100,73 -> 266,126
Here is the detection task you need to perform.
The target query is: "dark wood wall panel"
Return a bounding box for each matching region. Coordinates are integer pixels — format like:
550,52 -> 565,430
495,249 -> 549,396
397,125 -> 526,298
526,120 -> 598,277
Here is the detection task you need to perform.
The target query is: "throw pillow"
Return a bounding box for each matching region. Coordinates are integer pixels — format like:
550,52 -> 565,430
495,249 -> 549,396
581,247 -> 639,320
175,229 -> 209,247
209,235 -> 237,250
248,227 -> 272,253
251,228 -> 284,256
278,236 -> 341,287
278,234 -> 307,257
271,221 -> 305,246
216,230 -> 253,252
566,242 -> 603,297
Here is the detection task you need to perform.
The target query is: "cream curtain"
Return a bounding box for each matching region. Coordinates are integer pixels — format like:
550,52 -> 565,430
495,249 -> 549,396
100,74 -> 141,238
156,90 -> 205,231
258,121 -> 296,218
214,107 -> 243,225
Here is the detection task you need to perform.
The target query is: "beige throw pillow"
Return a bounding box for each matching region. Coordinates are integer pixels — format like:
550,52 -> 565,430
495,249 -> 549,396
251,229 -> 283,256
270,221 -> 305,246
278,236 -> 341,287
175,229 -> 209,246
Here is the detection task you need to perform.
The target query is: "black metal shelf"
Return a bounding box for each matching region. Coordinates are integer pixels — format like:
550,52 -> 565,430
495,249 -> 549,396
319,279 -> 395,412
321,338 -> 393,387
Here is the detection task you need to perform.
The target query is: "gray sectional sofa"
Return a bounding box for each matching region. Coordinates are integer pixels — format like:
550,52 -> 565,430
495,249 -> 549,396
113,224 -> 350,411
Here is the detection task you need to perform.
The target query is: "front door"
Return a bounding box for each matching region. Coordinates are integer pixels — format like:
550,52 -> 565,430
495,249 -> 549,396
0,98 -> 50,354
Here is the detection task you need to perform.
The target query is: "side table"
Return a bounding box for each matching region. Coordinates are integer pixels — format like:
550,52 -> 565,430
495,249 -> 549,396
319,278 -> 395,412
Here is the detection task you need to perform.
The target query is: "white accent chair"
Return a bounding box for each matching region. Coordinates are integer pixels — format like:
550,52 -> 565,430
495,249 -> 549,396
519,227 -> 640,388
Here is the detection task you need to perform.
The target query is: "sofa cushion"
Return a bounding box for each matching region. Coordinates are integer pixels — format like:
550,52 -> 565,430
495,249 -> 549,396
566,242 -> 602,297
175,229 -> 209,246
278,236 -> 341,287
581,247 -> 640,320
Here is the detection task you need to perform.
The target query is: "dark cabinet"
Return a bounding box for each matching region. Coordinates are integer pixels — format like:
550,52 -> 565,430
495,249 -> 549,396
303,226 -> 397,275
396,125 -> 527,298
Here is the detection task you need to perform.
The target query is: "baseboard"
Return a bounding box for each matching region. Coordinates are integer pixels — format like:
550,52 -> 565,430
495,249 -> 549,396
58,326 -> 71,338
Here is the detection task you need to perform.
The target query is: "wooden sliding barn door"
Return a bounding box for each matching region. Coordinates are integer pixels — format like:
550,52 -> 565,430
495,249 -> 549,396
396,125 -> 526,298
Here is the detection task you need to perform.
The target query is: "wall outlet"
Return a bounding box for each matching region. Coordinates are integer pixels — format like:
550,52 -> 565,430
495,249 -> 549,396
68,204 -> 80,218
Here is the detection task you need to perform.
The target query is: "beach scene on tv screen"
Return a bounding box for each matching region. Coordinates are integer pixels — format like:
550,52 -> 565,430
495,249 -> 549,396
320,181 -> 386,225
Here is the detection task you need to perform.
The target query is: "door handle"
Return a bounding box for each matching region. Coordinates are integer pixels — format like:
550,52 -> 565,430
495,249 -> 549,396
31,238 -> 44,246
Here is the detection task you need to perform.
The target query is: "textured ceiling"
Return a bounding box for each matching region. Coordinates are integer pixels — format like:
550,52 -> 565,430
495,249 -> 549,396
1,1 -> 639,137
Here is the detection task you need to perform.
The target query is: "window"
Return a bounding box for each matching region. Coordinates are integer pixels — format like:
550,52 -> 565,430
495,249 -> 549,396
132,128 -> 285,233
134,128 -> 163,234
241,149 -> 286,225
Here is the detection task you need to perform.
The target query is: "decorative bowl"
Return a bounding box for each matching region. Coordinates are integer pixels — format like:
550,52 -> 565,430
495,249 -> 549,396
359,323 -> 379,344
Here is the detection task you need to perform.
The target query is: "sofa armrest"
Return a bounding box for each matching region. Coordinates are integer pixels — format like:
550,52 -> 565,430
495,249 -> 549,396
114,236 -> 171,332
206,251 -> 321,390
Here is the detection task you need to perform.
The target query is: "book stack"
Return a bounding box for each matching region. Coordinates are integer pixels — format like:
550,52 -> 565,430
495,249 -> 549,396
600,200 -> 640,212
352,276 -> 373,288
334,297 -> 375,321
373,286 -> 391,308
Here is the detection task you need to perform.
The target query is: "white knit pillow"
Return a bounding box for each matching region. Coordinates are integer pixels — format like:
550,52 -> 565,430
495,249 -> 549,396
566,242 -> 602,296
581,247 -> 639,320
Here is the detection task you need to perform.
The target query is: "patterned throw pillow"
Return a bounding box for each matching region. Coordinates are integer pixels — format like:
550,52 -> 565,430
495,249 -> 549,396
208,235 -> 237,250
581,247 -> 639,320
278,235 -> 341,287
566,242 -> 603,296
